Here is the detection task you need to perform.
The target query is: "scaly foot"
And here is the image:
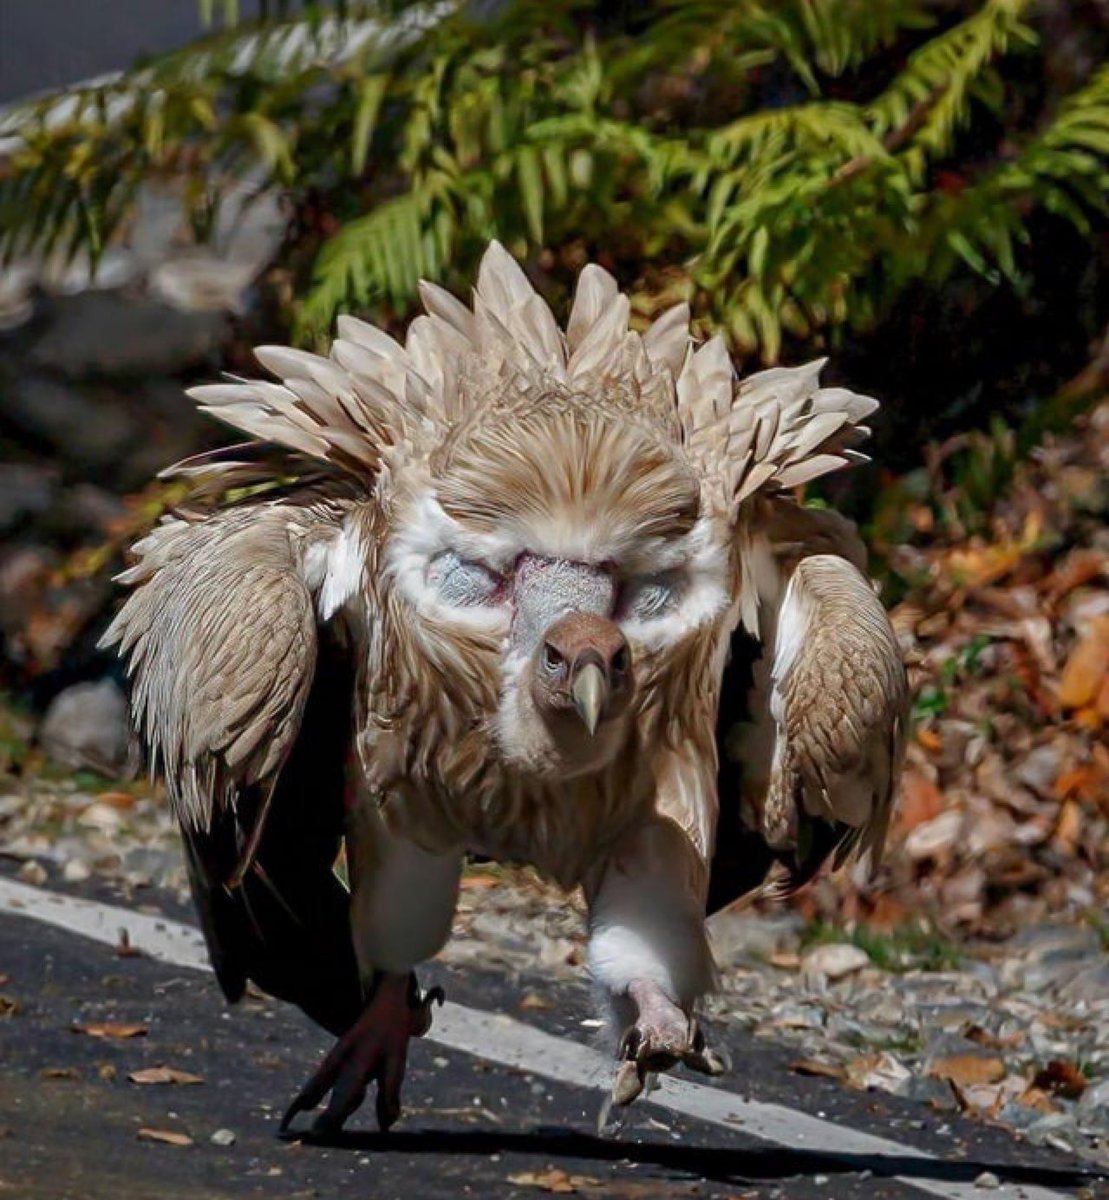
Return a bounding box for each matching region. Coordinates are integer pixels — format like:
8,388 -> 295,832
280,971 -> 444,1135
610,979 -> 725,1106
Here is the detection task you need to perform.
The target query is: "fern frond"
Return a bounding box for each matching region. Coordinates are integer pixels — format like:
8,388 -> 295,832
867,0 -> 1036,169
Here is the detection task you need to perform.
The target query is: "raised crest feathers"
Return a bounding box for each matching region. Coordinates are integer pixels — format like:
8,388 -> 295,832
180,241 -> 879,512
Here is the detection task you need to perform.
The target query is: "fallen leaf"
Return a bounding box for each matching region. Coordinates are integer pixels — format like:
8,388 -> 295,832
519,992 -> 551,1011
1032,1060 -> 1087,1099
962,1024 -> 1021,1050
768,950 -> 801,970
73,1021 -> 147,1039
460,874 -> 501,891
897,770 -> 945,832
926,1053 -> 1006,1087
40,1067 -> 80,1080
844,1052 -> 912,1093
137,1128 -> 194,1147
915,728 -> 942,753
0,996 -> 21,1018
114,929 -> 146,959
1052,799 -> 1082,855
1016,1084 -> 1058,1114
128,1066 -> 205,1086
507,1169 -> 598,1194
94,791 -> 136,809
789,1058 -> 845,1081
1058,617 -> 1109,709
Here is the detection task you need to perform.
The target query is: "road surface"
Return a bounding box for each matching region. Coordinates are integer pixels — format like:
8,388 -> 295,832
0,870 -> 1102,1200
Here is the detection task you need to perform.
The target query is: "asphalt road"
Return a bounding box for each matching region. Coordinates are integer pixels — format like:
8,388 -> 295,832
0,869 -> 1103,1200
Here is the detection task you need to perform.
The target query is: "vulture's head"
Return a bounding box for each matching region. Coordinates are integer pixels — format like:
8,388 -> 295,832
385,392 -> 732,777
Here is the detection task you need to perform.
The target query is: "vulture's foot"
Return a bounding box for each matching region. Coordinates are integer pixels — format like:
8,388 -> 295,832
280,971 -> 444,1135
610,979 -> 725,1107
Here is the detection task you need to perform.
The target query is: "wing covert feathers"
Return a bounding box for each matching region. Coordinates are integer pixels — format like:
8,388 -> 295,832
100,509 -> 321,832
177,241 -> 877,511
726,546 -> 908,901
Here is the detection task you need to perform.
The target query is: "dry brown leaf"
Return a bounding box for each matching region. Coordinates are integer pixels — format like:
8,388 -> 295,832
897,770 -> 945,833
788,1058 -> 845,1081
73,1021 -> 147,1039
1051,799 -> 1082,855
460,874 -> 501,891
1032,1060 -> 1087,1099
94,791 -> 135,809
1016,1085 -> 1058,1115
962,1024 -> 1021,1050
926,1053 -> 1006,1087
128,1066 -> 205,1086
1058,617 -> 1109,709
40,1067 -> 80,1080
507,1169 -> 597,1193
915,727 -> 943,753
137,1128 -> 194,1147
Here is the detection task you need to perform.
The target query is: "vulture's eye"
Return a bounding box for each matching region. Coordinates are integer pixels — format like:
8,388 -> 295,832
427,551 -> 505,608
620,572 -> 682,621
541,642 -> 566,676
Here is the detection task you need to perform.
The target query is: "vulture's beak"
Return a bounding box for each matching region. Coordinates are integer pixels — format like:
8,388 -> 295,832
571,661 -> 607,737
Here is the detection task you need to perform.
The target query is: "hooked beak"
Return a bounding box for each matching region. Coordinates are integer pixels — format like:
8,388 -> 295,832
571,661 -> 607,737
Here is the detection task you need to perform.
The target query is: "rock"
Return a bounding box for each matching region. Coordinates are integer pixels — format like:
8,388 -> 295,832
29,291 -> 224,379
3,375 -> 135,468
150,256 -> 261,315
0,463 -> 59,534
1024,1111 -> 1079,1153
209,1128 -> 237,1147
1059,962 -> 1109,1005
1078,1076 -> 1109,1114
16,859 -> 48,886
802,942 -> 871,982
39,679 -> 135,776
62,858 -> 92,883
974,1172 -> 1000,1189
708,911 -> 804,965
38,248 -> 141,296
0,261 -> 37,331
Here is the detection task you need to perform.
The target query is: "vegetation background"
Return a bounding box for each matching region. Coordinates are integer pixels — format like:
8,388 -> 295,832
0,0 -> 1106,946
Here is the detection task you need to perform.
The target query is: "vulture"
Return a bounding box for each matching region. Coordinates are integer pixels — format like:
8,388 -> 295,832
102,242 -> 908,1134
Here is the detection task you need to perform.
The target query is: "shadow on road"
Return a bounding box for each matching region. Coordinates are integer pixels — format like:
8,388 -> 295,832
289,1126 -> 1098,1192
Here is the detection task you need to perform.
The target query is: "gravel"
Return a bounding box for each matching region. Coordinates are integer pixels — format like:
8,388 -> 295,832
1,768 -> 1106,1168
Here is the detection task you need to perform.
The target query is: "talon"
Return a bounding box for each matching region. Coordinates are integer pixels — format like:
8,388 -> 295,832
280,970 -> 432,1136
617,1025 -> 642,1061
608,979 -> 727,1109
612,1059 -> 645,1106
410,984 -> 446,1036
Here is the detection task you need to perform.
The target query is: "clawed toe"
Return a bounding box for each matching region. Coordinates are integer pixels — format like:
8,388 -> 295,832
280,971 -> 444,1136
609,984 -> 726,1107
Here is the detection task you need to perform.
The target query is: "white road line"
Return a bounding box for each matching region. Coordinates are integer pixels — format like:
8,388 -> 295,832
0,876 -> 1077,1200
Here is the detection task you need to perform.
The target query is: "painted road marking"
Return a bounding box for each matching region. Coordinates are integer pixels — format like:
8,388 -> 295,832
0,876 -> 1077,1200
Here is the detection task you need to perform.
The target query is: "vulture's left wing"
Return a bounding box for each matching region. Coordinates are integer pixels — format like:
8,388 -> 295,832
101,500 -> 366,1033
711,500 -> 908,908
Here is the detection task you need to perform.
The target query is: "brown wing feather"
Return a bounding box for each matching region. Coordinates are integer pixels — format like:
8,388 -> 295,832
711,501 -> 907,909
101,502 -> 364,1033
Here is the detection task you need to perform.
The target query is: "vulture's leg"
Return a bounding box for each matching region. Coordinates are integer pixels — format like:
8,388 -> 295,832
585,817 -> 724,1107
281,804 -> 462,1134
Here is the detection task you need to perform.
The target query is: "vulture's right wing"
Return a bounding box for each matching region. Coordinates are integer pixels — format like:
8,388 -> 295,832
101,502 -> 366,1034
710,500 -> 909,909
